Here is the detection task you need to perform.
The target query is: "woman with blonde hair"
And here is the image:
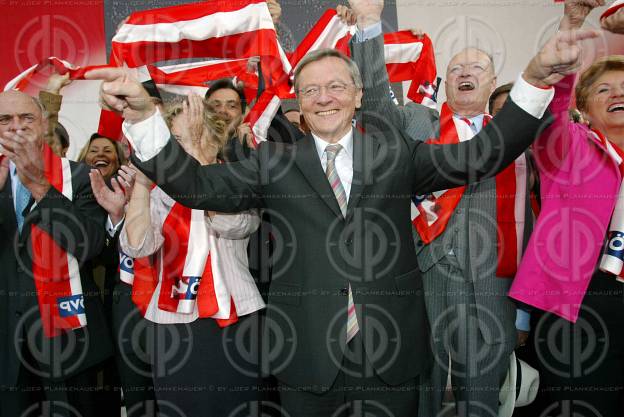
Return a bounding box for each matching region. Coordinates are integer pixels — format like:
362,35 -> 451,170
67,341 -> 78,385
119,95 -> 265,416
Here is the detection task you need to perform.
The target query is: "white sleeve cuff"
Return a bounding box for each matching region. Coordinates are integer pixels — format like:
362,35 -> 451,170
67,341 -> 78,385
354,22 -> 382,42
509,74 -> 555,119
121,107 -> 170,161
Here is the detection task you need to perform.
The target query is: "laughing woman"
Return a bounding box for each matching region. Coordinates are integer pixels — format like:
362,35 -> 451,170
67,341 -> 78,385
119,95 -> 266,416
78,134 -> 125,181
79,134 -> 158,417
509,52 -> 624,417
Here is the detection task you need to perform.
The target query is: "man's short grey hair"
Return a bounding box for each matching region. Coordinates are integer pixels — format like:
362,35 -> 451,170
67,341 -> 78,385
293,49 -> 363,93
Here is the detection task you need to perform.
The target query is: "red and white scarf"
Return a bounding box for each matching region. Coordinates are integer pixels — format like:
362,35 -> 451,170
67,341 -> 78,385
289,9 -> 438,108
411,103 -> 527,277
119,188 -> 238,327
602,0 -> 624,19
29,145 -> 87,337
594,129 -> 624,282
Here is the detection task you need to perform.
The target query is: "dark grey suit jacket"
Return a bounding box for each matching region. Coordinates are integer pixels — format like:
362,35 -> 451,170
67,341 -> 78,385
0,161 -> 112,388
132,84 -> 548,390
351,34 -> 534,344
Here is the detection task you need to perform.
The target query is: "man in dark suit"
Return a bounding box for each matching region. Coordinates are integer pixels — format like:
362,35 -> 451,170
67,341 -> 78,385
343,2 -> 533,415
0,90 -> 112,417
87,21 -> 593,415
345,1 -> 601,415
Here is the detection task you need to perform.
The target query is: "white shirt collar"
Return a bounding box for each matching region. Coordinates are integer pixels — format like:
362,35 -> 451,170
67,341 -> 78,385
312,129 -> 354,160
453,113 -> 486,128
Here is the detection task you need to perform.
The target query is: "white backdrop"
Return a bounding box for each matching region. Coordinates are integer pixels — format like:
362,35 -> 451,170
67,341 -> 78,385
394,0 -> 622,106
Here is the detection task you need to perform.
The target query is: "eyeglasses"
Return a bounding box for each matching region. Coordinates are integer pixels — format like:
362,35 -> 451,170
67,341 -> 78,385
448,62 -> 490,75
297,82 -> 354,99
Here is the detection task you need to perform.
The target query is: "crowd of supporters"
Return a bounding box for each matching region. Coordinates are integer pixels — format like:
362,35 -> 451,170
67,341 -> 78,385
1,1 -> 624,417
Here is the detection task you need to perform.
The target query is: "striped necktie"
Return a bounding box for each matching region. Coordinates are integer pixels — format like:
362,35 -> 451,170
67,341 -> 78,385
325,144 -> 359,343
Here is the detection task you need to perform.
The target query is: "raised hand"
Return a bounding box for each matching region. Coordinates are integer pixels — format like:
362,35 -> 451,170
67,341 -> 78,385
116,164 -> 138,203
347,0 -> 383,29
336,5 -> 356,26
0,129 -> 50,201
84,67 -> 155,124
185,94 -> 206,144
90,168 -> 127,225
602,7 -> 624,34
560,0 -> 605,30
410,28 -> 425,40
236,122 -> 256,149
523,28 -> 600,87
45,72 -> 72,95
267,0 -> 282,25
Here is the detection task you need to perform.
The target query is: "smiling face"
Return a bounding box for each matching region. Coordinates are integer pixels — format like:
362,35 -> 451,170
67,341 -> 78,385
296,56 -> 362,143
85,137 -> 120,179
445,48 -> 497,117
582,70 -> 624,138
206,88 -> 242,127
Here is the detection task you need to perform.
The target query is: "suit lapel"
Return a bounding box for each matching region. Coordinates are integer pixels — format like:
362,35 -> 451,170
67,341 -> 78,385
294,134 -> 343,218
346,129 -> 380,221
0,175 -> 16,234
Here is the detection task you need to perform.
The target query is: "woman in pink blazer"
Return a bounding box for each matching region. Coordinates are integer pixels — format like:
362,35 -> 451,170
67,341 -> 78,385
509,53 -> 624,415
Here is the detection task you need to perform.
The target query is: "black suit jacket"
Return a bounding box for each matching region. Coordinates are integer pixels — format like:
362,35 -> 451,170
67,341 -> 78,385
0,161 -> 112,386
133,100 -> 548,390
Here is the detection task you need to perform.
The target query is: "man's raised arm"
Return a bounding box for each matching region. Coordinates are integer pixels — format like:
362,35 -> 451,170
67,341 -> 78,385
345,0 -> 437,141
411,27 -> 599,194
85,68 -> 263,212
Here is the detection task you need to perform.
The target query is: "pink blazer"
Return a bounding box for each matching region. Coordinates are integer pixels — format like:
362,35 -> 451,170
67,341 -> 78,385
508,75 -> 622,322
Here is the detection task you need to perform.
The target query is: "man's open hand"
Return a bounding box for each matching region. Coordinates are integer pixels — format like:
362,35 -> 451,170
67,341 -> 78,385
523,28 -> 600,87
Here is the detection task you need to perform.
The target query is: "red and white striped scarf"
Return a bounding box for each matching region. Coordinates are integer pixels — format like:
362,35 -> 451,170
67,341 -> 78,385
602,0 -> 624,19
411,103 -> 527,277
29,145 -> 87,337
594,129 -> 624,282
5,4 -> 437,145
289,9 -> 438,108
118,188 -> 238,327
110,0 -> 291,75
111,0 -> 292,145
147,59 -> 258,101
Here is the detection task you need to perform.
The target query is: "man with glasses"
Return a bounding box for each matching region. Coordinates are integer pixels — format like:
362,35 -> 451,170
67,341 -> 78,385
86,19 -> 593,412
346,1 -> 537,415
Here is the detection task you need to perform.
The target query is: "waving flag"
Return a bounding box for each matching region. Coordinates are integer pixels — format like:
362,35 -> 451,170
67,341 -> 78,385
110,0 -> 292,145
288,9 -> 355,69
111,0 -> 291,86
